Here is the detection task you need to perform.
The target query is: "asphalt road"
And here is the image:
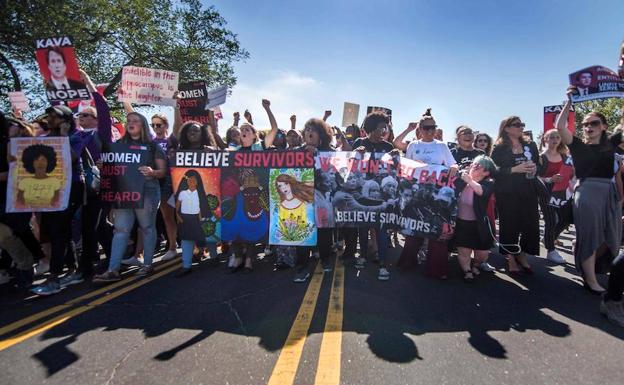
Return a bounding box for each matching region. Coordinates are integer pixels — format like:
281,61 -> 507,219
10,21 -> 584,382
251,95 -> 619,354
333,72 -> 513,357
1,229 -> 623,385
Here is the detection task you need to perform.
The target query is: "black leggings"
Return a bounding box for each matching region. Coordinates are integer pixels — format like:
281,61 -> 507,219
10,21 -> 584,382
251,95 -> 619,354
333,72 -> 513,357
295,229 -> 332,273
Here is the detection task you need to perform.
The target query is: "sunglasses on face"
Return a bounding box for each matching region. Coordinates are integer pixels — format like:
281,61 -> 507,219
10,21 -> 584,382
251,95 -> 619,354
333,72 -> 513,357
421,125 -> 437,131
151,123 -> 164,128
582,120 -> 602,128
508,122 -> 525,128
459,130 -> 473,136
78,113 -> 95,118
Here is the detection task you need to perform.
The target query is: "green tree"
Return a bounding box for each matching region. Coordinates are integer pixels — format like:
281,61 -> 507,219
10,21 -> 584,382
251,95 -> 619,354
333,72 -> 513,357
573,98 -> 624,135
0,0 -> 248,116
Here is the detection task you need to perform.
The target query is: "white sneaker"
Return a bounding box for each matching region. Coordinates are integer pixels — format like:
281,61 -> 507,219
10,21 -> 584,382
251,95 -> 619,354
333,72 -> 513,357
161,250 -> 179,261
547,250 -> 565,264
0,270 -> 11,285
378,267 -> 390,281
264,247 -> 273,256
479,262 -> 496,272
121,256 -> 143,266
34,261 -> 50,276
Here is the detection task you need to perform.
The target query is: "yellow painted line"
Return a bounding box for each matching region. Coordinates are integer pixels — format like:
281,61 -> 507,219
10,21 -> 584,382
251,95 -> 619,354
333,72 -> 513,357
267,263 -> 324,385
314,257 -> 345,385
0,263 -> 180,351
0,259 -> 178,338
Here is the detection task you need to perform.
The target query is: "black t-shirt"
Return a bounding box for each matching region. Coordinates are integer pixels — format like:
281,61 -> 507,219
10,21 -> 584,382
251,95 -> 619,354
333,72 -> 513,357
450,147 -> 485,170
352,138 -> 393,159
568,134 -> 621,179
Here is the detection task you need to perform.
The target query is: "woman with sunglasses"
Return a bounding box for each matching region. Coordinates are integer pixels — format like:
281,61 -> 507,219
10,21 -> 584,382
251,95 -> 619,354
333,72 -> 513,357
555,87 -> 624,308
474,133 -> 493,156
451,125 -> 484,171
395,109 -> 458,279
491,116 -> 540,274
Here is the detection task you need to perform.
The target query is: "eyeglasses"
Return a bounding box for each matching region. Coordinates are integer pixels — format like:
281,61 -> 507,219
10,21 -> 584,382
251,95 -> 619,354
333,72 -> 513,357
151,123 -> 164,128
421,125 -> 437,131
508,122 -> 526,128
78,113 -> 95,118
582,120 -> 602,128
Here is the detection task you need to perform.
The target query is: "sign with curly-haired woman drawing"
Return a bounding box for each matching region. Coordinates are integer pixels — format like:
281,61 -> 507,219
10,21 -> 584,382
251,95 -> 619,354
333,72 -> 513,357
6,137 -> 72,212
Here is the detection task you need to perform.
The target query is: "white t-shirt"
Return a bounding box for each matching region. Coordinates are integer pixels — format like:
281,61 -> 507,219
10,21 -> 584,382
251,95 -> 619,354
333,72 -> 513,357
178,189 -> 200,214
405,139 -> 457,166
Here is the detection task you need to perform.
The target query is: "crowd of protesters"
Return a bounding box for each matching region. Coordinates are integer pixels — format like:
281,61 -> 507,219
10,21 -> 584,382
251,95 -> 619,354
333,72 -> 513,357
1,71 -> 624,328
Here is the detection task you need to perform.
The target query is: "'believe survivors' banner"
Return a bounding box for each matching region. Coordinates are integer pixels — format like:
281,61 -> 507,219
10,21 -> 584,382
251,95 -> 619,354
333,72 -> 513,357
100,143 -> 150,208
6,137 -> 72,212
569,65 -> 624,102
35,36 -> 90,103
314,152 -> 457,239
178,81 -> 210,123
171,151 -> 316,246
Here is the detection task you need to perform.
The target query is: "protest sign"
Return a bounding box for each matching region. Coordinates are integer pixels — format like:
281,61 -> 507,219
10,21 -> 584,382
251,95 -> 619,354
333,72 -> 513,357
171,151 -> 316,245
99,143 -> 150,208
211,106 -> 223,120
34,36 -> 90,103
544,105 -> 575,134
206,85 -> 227,109
548,157 -> 576,208
178,81 -> 210,124
315,152 -> 457,239
6,137 -> 72,212
8,92 -> 30,112
342,102 -> 360,127
366,106 -> 392,121
118,66 -> 179,106
568,65 -> 624,102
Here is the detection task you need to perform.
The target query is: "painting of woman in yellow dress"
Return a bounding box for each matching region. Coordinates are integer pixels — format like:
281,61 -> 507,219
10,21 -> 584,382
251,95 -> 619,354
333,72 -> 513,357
269,170 -> 316,245
17,144 -> 62,208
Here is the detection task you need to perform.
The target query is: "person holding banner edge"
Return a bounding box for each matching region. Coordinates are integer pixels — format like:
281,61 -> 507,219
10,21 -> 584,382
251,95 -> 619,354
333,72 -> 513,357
93,112 -> 167,283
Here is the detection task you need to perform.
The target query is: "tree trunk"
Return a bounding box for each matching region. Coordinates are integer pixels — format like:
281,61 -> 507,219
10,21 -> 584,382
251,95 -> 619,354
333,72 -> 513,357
0,51 -> 22,91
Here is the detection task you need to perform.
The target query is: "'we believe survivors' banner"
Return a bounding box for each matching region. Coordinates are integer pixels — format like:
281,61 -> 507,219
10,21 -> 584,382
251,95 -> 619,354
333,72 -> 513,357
315,152 -> 457,239
100,143 -> 150,208
171,151 -> 316,246
35,36 -> 90,103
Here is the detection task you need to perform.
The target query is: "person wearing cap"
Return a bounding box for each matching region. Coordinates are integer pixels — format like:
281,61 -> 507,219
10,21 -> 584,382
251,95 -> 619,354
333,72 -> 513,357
30,103 -> 92,295
351,111 -> 395,280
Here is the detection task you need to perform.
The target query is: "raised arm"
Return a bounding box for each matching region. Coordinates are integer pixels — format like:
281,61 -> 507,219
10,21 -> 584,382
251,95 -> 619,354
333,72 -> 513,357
323,110 -> 331,122
209,110 -> 227,150
290,115 -> 296,130
172,91 -> 183,139
262,99 -> 279,148
393,122 -> 417,152
233,112 -> 240,127
79,69 -> 112,144
555,87 -> 575,145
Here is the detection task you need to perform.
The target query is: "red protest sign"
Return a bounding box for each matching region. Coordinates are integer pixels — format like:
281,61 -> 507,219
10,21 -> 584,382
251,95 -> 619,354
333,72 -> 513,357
543,105 -> 575,134
34,36 -> 90,103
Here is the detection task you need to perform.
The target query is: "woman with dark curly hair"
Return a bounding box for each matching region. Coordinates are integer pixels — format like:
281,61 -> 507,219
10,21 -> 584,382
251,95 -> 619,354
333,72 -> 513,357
17,144 -> 60,208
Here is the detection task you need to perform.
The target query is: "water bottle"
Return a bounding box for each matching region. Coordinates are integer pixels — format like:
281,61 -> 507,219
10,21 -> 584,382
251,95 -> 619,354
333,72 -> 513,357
524,147 -> 535,179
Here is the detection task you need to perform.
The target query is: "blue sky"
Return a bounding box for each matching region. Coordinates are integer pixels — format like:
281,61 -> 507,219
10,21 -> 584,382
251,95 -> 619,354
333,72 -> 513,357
207,0 -> 623,141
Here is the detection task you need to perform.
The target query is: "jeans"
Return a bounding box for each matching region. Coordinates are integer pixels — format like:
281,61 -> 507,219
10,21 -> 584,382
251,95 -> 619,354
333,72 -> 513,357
109,183 -> 160,271
358,226 -> 388,265
181,240 -> 217,269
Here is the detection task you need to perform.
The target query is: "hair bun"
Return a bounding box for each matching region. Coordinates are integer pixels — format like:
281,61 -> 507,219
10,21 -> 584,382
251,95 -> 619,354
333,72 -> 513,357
423,108 -> 432,117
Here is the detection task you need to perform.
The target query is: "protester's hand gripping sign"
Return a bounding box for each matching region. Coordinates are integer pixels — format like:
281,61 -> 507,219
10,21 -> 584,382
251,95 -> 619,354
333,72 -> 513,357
6,137 -> 72,212
569,65 -> 624,102
35,36 -> 90,103
99,143 -> 150,208
118,66 -> 179,106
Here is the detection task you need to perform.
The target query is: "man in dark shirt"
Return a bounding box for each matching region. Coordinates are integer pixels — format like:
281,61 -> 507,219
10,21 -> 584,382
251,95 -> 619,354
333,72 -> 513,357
450,125 -> 484,171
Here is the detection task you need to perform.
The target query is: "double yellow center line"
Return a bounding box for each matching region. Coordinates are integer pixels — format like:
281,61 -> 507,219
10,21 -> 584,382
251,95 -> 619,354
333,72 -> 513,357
268,257 -> 345,385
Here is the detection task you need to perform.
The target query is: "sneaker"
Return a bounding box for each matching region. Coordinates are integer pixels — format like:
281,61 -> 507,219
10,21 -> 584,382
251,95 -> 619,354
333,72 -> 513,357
479,262 -> 496,272
15,269 -> 33,289
355,257 -> 366,269
600,298 -> 624,327
547,250 -> 566,264
30,279 -> 62,296
34,261 -> 50,276
322,260 -> 333,272
0,270 -> 11,285
293,271 -> 310,283
378,267 -> 390,281
136,265 -> 154,277
60,272 -> 84,288
264,246 -> 273,256
162,250 -> 179,261
122,256 -> 143,266
93,271 -> 121,283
